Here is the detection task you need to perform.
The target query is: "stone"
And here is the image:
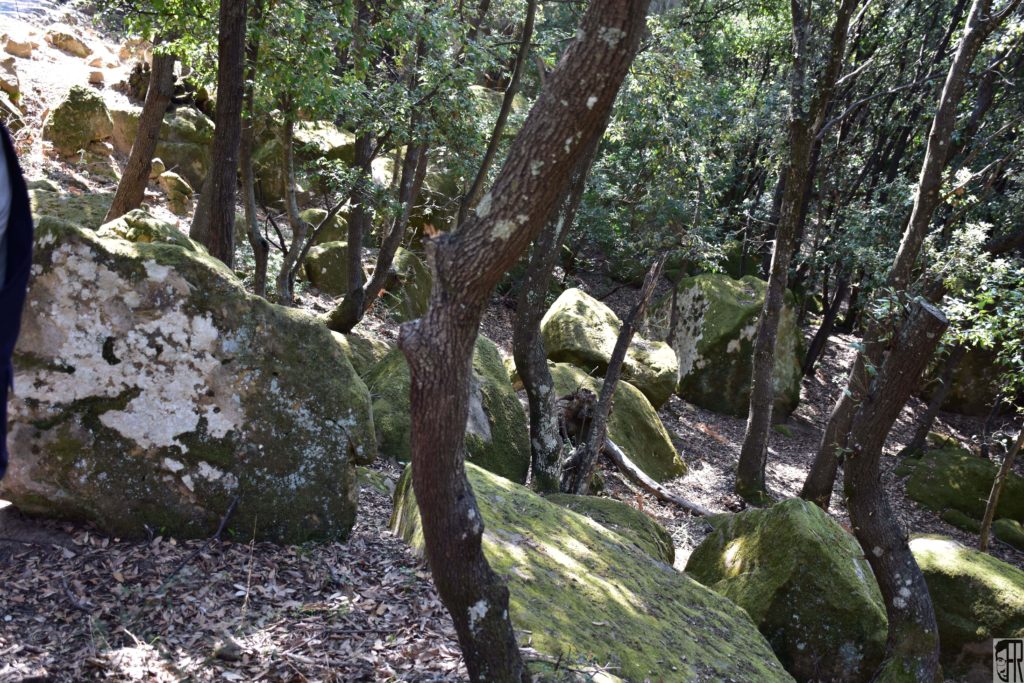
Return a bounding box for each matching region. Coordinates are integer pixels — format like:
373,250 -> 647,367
158,170 -> 194,215
149,158 -> 166,178
1,218 -> 376,543
366,336 -> 530,483
545,493 -> 675,565
911,535 -> 1024,664
1,57 -> 19,101
921,345 -> 1004,416
88,70 -> 104,85
118,37 -> 152,63
331,327 -> 394,378
304,241 -> 350,296
686,498 -> 887,682
30,187 -> 113,229
993,518 -> 1024,550
548,362 -> 686,482
96,209 -> 195,250
4,35 -> 35,59
42,85 -> 113,157
391,463 -> 794,682
45,24 -> 92,58
541,288 -> 679,409
644,273 -> 803,418
906,446 -> 1024,522
77,150 -> 120,181
252,121 -> 356,202
378,247 -> 432,322
110,106 -> 214,187
299,207 -> 348,245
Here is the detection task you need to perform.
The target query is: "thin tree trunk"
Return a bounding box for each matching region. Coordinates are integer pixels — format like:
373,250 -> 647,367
397,1 -> 648,676
457,0 -> 538,227
604,438 -> 711,516
735,0 -> 858,503
979,428 -> 1024,552
845,299 -> 948,681
275,116 -> 304,305
240,0 -> 267,297
560,256 -> 665,494
802,273 -> 850,376
901,343 -> 966,456
105,50 -> 176,222
802,0 -> 1008,510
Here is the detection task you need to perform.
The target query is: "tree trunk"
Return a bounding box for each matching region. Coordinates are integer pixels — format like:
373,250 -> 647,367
801,273 -> 850,376
189,0 -> 247,268
397,1 -> 649,677
104,51 -> 176,223
240,0 -> 267,297
900,343 -> 966,457
735,0 -> 858,503
802,0 -> 1004,510
275,116 -> 305,305
844,299 -> 948,681
979,428 -> 1024,552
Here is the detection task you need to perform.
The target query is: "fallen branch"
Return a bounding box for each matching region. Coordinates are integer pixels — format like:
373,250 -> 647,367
603,438 -> 712,517
159,495 -> 240,590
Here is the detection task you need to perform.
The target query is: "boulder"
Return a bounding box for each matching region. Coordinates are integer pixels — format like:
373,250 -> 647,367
365,336 -> 529,483
304,241 -> 350,296
541,288 -> 679,408
158,171 -> 194,215
921,345 -> 1004,416
4,34 -> 35,59
0,57 -> 19,101
149,157 -> 166,178
1,218 -> 376,543
331,328 -> 394,378
905,446 -> 1024,522
42,85 -> 113,157
44,24 -> 92,58
993,518 -> 1024,550
911,535 -> 1024,663
299,207 -> 348,245
252,121 -> 356,202
686,498 -> 887,682
30,187 -> 113,229
110,106 -> 214,187
88,70 -> 104,85
96,209 -> 194,250
379,247 -> 432,322
644,273 -> 802,418
391,463 -> 794,682
548,362 -> 686,482
545,494 -> 675,565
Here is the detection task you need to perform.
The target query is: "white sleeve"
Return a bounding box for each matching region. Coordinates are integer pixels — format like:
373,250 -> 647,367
0,143 -> 11,286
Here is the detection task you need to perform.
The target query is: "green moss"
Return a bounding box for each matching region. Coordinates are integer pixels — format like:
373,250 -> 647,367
911,535 -> 1024,663
548,363 -> 685,482
940,509 -> 981,533
772,424 -> 794,438
686,498 -> 887,682
993,518 -> 1024,550
300,207 -> 348,245
380,247 -> 432,322
392,463 -> 793,682
356,466 -> 394,495
304,241 -> 349,296
545,494 -> 675,565
331,328 -> 394,378
30,189 -> 113,230
42,85 -> 113,156
906,447 -> 1024,522
97,209 -> 199,250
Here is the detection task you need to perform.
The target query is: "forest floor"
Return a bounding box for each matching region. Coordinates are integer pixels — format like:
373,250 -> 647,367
2,3 -> 1023,682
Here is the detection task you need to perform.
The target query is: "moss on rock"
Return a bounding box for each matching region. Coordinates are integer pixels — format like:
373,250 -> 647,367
993,519 -> 1024,551
110,106 -> 214,188
97,209 -> 199,251
685,498 -> 887,682
304,240 -> 349,296
391,463 -> 793,682
906,446 -> 1024,522
29,188 -> 113,230
1,220 -> 375,543
545,494 -> 675,565
548,362 -> 685,482
379,247 -> 432,322
911,535 -> 1024,663
541,288 -> 678,409
42,85 -> 112,156
300,207 -> 348,245
331,328 -> 395,379
365,336 -> 530,483
643,274 -> 802,418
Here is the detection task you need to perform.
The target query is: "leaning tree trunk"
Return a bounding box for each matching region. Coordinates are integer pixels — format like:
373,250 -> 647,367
104,50 -> 176,223
802,0 -> 1004,510
979,428 -> 1024,552
396,1 -> 649,678
735,0 -> 858,503
801,273 -> 850,377
189,0 -> 247,267
900,343 -> 966,457
845,299 -> 948,681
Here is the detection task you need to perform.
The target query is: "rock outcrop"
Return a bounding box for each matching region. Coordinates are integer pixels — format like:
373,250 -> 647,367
1,215 -> 376,543
110,105 -> 214,187
904,445 -> 1024,523
686,499 -> 887,682
43,85 -> 113,157
392,463 -> 794,682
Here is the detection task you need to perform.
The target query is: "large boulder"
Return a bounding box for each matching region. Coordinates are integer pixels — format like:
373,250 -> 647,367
379,247 -> 432,322
1,218 -> 376,543
300,207 -> 348,246
30,187 -> 113,229
392,463 -> 794,682
547,362 -> 686,482
44,24 -> 92,57
365,336 -> 529,483
304,241 -> 350,296
96,209 -> 194,249
686,499 -> 887,682
253,121 -> 356,202
331,327 -> 394,379
644,273 -> 802,418
541,288 -> 679,408
911,536 -> 1024,664
905,446 -> 1024,523
921,345 -> 1004,416
110,106 -> 214,187
545,493 -> 675,565
42,85 -> 113,157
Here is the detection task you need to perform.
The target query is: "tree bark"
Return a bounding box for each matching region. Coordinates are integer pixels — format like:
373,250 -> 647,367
900,344 -> 966,457
604,438 -> 712,516
802,273 -> 850,376
979,428 -> 1024,552
275,116 -> 305,305
397,1 -> 649,677
104,50 -> 176,223
189,0 -> 247,268
240,0 -> 267,297
844,299 -> 948,681
735,0 -> 858,503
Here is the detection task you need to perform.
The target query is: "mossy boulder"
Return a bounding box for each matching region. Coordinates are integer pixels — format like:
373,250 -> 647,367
921,346 -> 1004,416
993,518 -> 1024,550
391,463 -> 793,682
911,535 -> 1024,663
300,207 -> 348,246
548,362 -> 685,482
110,106 -> 214,187
365,336 -> 529,483
332,328 -> 395,379
42,86 -> 113,157
643,273 -> 802,418
252,121 -> 356,202
686,498 -> 887,682
1,219 -> 376,543
304,240 -> 350,296
379,247 -> 432,322
545,494 -> 675,565
29,187 -> 113,230
96,209 -> 196,251
541,288 -> 679,408
906,446 -> 1024,522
